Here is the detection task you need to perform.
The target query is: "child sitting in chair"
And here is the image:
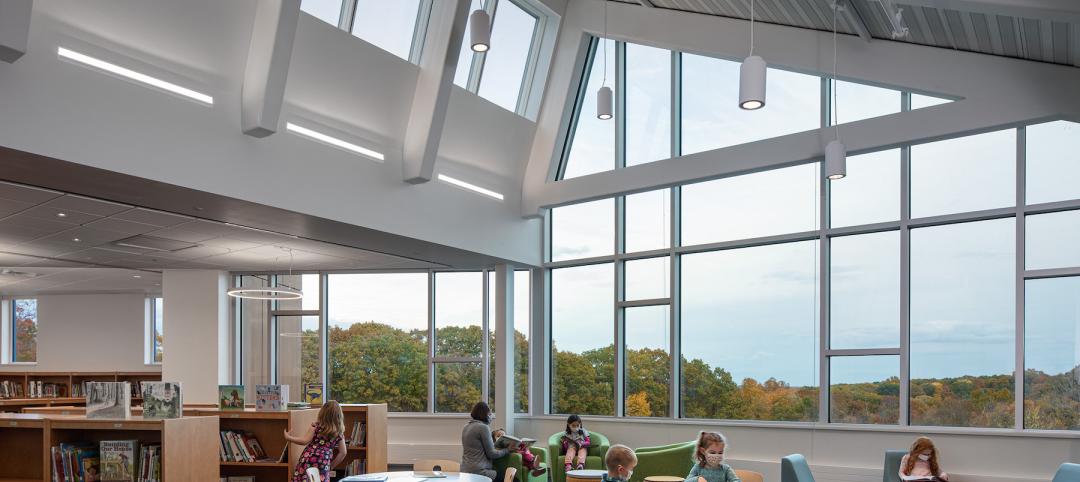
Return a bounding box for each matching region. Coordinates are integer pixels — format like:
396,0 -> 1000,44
493,428 -> 547,477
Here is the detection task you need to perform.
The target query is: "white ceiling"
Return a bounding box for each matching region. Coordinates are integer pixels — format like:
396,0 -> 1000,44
0,181 -> 438,295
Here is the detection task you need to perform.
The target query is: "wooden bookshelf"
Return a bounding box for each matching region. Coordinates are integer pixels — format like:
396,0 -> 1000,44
0,371 -> 161,404
0,413 -> 218,481
187,407 -> 319,482
335,403 -> 388,478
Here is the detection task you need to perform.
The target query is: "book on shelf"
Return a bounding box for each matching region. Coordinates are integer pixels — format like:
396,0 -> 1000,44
347,420 -> 367,447
141,381 -> 182,419
218,384 -> 245,410
86,382 -> 132,419
0,379 -> 23,398
255,384 -> 287,411
136,444 -> 162,482
341,458 -> 368,477
303,383 -> 323,404
100,439 -> 138,482
28,379 -> 66,398
218,430 -> 274,463
50,442 -> 98,482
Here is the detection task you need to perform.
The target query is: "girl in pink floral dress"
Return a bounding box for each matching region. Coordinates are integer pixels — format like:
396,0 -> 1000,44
286,400 -> 347,482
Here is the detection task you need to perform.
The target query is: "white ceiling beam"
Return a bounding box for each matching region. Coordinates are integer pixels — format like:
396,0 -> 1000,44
402,0 -> 472,184
0,0 -> 33,63
893,0 -> 1080,25
841,0 -> 873,43
241,0 -> 300,137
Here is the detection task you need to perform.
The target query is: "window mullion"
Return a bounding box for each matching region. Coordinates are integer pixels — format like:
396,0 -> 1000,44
1014,126 -> 1026,431
899,143 -> 912,427
615,41 -> 626,171
427,271 -> 436,413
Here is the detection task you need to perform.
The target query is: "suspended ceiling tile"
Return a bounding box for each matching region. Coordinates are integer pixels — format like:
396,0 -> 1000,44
109,207 -> 193,227
40,195 -> 131,217
18,204 -> 102,225
199,237 -> 263,251
83,217 -> 161,236
145,221 -> 230,243
0,181 -> 62,204
0,198 -> 36,219
39,226 -> 131,248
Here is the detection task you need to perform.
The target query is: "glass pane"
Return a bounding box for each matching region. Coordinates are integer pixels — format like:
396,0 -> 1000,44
681,163 -> 818,246
833,81 -> 901,125
453,0 -> 485,88
682,54 -> 819,156
829,149 -> 900,228
301,0 -> 342,26
625,43 -> 671,166
351,0 -> 422,61
275,273 -> 321,311
487,270 -> 531,414
238,276 -> 272,387
681,241 -> 819,421
910,94 -> 951,109
910,219 -> 1015,428
562,38 -> 616,179
327,273 -> 429,412
625,189 -> 670,253
436,362 -> 483,413
551,264 -> 614,415
477,1 -> 537,112
830,232 -> 900,349
625,305 -> 670,418
829,355 -> 899,424
625,257 -> 669,301
435,272 -> 483,357
911,129 -> 1015,218
13,299 -> 37,363
276,315 -> 321,403
1026,210 -> 1080,270
1024,277 -> 1080,430
154,297 -> 164,363
1026,120 -> 1080,205
551,198 -> 614,262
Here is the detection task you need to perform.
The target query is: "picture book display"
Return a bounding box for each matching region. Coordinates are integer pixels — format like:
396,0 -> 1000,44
86,382 -> 132,419
254,384 -> 287,411
218,384 -> 245,410
100,439 -> 138,482
303,383 -> 322,404
141,381 -> 182,419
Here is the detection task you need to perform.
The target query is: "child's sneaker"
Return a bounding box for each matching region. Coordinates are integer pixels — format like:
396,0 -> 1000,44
531,468 -> 548,477
575,464 -> 585,471
565,464 -> 573,472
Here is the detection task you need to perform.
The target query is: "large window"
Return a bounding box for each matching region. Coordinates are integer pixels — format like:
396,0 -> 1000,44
910,129 -> 1015,218
301,0 -> 426,62
12,299 -> 37,363
1026,121 -> 1080,204
625,43 -> 671,167
551,263 -> 614,415
434,272 -> 484,413
275,274 -> 322,404
561,38 -> 616,179
152,297 -> 163,364
1024,276 -> 1080,430
551,198 -> 614,262
625,305 -> 670,417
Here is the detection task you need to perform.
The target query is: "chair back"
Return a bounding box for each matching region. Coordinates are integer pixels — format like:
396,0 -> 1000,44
781,454 -> 816,482
415,459 -> 462,472
882,450 -> 907,482
306,467 -> 322,482
734,469 -> 764,482
1052,463 -> 1080,482
504,467 -> 519,482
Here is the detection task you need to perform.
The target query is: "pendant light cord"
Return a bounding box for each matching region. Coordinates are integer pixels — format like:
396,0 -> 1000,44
749,0 -> 755,56
832,2 -> 841,142
602,0 -> 608,87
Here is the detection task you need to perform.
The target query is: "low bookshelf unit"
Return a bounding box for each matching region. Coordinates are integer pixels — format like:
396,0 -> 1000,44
187,407 -> 319,482
336,403 -> 388,479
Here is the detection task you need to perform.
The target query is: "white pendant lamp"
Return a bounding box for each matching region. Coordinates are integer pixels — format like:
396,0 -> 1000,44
826,3 -> 846,180
597,0 -> 613,120
226,247 -> 304,300
470,9 -> 491,52
739,0 -> 766,110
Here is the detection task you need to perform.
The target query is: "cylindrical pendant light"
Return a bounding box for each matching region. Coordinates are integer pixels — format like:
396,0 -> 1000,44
825,139 -> 847,180
470,9 -> 490,52
597,86 -> 613,120
739,55 -> 766,110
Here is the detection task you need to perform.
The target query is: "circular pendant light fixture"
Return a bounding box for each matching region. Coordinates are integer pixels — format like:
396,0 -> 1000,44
226,247 -> 304,300
470,9 -> 491,52
825,2 -> 847,180
597,0 -> 613,120
739,0 -> 766,110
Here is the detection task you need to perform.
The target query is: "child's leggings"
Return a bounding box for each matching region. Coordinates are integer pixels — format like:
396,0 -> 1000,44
564,446 -> 587,467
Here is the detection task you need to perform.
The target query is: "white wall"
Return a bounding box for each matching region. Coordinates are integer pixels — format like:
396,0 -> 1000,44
0,0 -> 542,266
0,293 -> 157,372
160,269 -> 229,404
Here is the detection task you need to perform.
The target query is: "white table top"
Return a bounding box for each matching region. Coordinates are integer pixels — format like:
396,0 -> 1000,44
343,471 -> 494,482
566,469 -> 608,479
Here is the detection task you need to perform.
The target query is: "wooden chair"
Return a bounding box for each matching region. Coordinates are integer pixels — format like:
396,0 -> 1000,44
415,459 -> 462,472
505,467 -> 519,482
735,469 -> 764,482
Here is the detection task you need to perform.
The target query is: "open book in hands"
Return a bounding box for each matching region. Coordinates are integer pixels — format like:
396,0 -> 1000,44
900,476 -> 939,481
497,433 -> 537,449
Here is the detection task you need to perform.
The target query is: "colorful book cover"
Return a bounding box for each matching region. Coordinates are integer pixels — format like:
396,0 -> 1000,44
86,382 -> 131,419
255,384 -> 287,411
218,384 -> 245,410
302,383 -> 322,404
142,381 -> 182,419
81,456 -> 101,482
99,440 -> 138,482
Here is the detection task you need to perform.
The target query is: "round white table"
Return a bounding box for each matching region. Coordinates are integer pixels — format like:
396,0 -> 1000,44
342,472 -> 495,482
566,469 -> 608,482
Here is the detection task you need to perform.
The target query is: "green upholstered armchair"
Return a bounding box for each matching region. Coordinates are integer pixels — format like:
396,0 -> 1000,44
494,445 -> 550,482
629,441 -> 697,482
1053,463 -> 1080,482
548,431 -> 611,482
882,450 -> 906,482
781,454 -> 817,482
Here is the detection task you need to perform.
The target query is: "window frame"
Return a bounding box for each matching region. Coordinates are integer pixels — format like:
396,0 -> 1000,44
146,297 -> 164,365
9,298 -> 37,364
316,0 -> 433,64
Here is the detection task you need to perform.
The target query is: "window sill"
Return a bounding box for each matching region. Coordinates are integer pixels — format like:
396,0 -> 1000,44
3,362 -> 38,366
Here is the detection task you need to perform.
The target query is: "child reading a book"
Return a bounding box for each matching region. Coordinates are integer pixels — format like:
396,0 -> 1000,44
600,445 -> 637,482
493,428 -> 547,477
561,414 -> 591,471
684,431 -> 740,482
898,437 -> 949,481
286,400 -> 348,482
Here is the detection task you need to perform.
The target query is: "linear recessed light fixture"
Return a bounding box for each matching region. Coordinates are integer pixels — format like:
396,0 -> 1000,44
437,174 -> 504,201
57,47 -> 214,105
285,122 -> 385,161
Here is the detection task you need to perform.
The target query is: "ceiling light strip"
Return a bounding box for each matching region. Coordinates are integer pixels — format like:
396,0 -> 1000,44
285,122 -> 385,161
437,174 -> 504,201
57,47 -> 214,105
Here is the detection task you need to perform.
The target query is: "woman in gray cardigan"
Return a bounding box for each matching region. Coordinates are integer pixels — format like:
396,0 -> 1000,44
461,401 -> 508,481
